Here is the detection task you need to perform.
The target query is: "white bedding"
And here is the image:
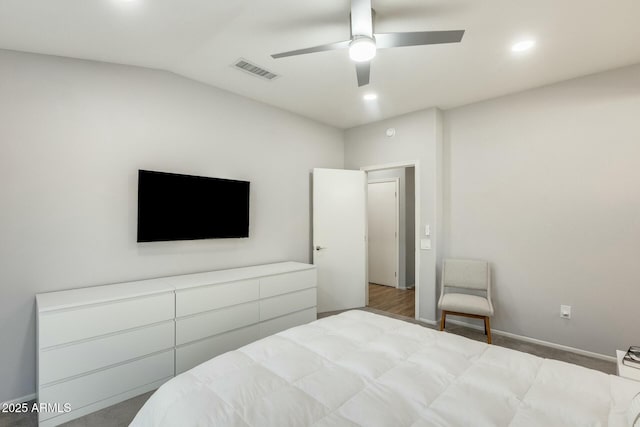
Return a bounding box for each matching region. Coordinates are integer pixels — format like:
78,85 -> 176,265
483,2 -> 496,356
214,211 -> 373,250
131,310 -> 640,427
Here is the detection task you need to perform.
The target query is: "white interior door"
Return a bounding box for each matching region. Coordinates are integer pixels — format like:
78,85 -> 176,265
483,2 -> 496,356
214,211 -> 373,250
367,181 -> 398,287
313,168 -> 366,312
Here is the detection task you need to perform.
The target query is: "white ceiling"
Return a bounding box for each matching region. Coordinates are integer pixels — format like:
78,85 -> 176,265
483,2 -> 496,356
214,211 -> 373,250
1,0 -> 640,128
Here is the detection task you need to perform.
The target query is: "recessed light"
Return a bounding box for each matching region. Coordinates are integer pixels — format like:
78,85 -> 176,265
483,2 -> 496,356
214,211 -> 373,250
363,93 -> 378,101
511,39 -> 536,52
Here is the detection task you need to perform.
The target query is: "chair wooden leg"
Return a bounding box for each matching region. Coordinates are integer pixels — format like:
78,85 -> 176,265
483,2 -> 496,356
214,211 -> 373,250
484,317 -> 492,344
440,311 -> 447,331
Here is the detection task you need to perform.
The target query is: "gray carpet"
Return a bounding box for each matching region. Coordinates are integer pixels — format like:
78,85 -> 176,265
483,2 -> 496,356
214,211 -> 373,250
0,308 -> 615,427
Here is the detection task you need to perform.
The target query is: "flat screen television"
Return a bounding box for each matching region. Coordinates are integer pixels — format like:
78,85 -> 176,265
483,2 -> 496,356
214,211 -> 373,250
137,170 -> 250,242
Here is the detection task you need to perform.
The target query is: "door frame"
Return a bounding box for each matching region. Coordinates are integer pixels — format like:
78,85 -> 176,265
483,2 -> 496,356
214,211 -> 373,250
367,178 -> 400,288
361,160 -> 420,319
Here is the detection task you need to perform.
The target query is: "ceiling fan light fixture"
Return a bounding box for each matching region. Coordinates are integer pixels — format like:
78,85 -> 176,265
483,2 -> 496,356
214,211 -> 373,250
270,0 -> 465,87
349,37 -> 377,62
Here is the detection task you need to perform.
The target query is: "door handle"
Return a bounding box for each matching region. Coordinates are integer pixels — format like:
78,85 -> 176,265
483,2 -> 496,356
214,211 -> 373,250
315,245 -> 326,251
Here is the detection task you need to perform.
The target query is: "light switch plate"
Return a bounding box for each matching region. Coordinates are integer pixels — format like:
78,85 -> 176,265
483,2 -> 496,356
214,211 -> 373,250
425,225 -> 430,236
420,239 -> 431,250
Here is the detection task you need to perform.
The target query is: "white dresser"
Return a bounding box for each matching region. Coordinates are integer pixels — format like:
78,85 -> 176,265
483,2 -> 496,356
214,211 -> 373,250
36,262 -> 317,426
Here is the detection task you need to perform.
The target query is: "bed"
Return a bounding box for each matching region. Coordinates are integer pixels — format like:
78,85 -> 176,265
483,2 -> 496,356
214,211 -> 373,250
131,310 -> 640,426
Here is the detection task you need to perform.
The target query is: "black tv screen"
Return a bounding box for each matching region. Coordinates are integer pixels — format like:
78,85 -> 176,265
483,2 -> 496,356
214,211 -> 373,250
137,170 -> 250,242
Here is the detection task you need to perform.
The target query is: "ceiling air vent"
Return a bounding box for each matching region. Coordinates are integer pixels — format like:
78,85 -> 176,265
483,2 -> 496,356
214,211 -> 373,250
233,59 -> 279,81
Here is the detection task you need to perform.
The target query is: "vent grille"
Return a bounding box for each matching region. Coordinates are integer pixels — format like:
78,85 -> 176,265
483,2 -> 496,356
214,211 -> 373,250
233,59 -> 279,81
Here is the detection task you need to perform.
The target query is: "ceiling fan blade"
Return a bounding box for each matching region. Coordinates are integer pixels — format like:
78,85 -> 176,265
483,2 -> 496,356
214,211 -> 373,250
271,40 -> 351,59
351,0 -> 373,37
355,62 -> 370,87
375,30 -> 465,49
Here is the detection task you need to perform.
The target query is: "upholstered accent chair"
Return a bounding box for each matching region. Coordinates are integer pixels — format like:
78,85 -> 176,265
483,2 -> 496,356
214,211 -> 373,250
438,258 -> 494,344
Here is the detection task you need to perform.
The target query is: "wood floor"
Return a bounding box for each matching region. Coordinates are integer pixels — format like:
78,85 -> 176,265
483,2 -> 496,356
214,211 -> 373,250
367,283 -> 415,317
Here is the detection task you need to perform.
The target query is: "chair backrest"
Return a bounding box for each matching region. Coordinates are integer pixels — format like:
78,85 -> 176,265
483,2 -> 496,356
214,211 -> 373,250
442,259 -> 489,291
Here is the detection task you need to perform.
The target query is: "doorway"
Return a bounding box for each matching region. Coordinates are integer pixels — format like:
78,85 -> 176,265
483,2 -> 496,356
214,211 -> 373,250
365,165 -> 417,318
367,179 -> 399,288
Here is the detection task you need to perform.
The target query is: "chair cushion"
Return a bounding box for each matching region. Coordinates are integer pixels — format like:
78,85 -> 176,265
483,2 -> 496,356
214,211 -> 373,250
439,293 -> 494,317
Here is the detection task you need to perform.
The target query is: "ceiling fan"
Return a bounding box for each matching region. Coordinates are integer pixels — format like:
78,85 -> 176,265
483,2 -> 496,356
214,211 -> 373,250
271,0 -> 465,87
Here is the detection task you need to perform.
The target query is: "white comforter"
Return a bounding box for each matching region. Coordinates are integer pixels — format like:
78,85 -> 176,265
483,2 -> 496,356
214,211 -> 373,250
131,310 -> 640,427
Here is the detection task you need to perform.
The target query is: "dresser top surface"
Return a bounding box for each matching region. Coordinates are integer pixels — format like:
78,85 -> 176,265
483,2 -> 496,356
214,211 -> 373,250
36,261 -> 315,312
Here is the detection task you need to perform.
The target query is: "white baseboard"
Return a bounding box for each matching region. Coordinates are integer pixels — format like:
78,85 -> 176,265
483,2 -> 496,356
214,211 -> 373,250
420,317 -> 616,363
1,393 -> 36,406
418,317 -> 437,326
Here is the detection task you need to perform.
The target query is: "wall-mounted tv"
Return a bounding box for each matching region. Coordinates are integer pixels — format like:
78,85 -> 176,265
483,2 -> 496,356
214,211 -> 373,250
137,170 -> 250,242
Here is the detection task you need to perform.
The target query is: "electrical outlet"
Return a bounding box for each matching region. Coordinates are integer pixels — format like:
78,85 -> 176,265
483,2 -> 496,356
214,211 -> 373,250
560,305 -> 571,319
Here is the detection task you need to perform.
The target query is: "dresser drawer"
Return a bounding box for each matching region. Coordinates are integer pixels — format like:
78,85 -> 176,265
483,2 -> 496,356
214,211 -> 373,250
175,325 -> 259,374
176,302 -> 259,345
38,350 -> 173,421
259,288 -> 317,321
39,293 -> 174,348
39,321 -> 174,385
176,279 -> 259,317
259,269 -> 316,298
259,307 -> 316,338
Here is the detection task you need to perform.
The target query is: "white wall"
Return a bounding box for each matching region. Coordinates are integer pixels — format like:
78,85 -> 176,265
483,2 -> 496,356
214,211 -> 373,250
345,109 -> 443,321
0,49 -> 344,402
443,63 -> 640,356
